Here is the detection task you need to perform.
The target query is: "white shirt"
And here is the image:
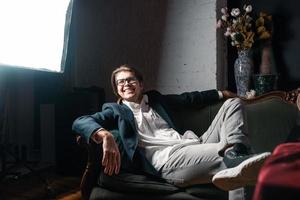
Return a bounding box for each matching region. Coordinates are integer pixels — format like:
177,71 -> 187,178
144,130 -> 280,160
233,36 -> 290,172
123,95 -> 200,170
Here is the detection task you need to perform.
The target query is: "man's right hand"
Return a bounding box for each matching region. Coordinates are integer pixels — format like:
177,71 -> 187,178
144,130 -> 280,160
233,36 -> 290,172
93,129 -> 121,176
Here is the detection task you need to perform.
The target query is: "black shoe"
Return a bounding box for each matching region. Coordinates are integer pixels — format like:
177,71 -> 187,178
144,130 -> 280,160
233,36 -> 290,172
223,143 -> 252,168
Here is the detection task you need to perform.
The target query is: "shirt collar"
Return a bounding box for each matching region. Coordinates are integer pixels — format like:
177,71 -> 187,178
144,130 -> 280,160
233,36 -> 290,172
123,94 -> 149,111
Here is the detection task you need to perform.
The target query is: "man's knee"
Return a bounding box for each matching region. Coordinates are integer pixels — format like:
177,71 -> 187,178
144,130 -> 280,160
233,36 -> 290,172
223,98 -> 243,108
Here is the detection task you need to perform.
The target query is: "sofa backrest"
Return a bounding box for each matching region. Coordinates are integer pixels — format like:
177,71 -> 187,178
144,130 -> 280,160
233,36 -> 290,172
245,98 -> 298,153
168,102 -> 223,136
169,97 -> 298,153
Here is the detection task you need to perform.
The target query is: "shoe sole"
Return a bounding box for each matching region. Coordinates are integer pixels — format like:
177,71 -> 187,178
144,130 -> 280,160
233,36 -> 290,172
212,152 -> 271,191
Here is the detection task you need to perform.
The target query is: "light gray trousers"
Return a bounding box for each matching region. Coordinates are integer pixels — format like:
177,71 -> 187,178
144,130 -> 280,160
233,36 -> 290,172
160,98 -> 250,187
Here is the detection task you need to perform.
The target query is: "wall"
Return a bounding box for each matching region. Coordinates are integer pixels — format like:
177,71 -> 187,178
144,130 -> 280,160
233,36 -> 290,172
152,0 -> 219,93
0,68 -> 35,161
0,66 -> 65,166
70,0 -> 220,100
256,0 -> 300,89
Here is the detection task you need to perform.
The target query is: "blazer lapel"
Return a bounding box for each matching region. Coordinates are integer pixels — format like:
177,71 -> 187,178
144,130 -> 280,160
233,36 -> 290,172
118,104 -> 138,160
119,104 -> 136,131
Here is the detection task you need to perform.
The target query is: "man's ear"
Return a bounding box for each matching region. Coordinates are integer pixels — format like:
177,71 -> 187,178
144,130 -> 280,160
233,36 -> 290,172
140,81 -> 144,90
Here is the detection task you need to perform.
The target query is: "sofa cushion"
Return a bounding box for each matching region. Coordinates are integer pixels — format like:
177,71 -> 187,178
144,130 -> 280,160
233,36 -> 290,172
98,172 -> 228,199
98,171 -> 179,194
185,184 -> 228,199
90,186 -> 201,200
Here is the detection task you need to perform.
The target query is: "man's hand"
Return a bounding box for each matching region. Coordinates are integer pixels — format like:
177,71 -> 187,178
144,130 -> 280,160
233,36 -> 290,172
221,90 -> 237,99
94,129 -> 121,176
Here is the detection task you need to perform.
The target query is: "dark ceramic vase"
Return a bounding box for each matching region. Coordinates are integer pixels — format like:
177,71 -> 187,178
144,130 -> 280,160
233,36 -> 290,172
253,74 -> 278,96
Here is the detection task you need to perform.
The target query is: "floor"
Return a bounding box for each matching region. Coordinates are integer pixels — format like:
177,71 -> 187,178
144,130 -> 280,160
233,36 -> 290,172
0,166 -> 81,200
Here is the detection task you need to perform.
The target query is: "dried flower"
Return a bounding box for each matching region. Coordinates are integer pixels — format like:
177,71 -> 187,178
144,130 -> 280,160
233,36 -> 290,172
255,12 -> 273,42
231,8 -> 241,17
221,7 -> 227,14
244,5 -> 252,13
246,89 -> 256,99
218,5 -> 255,50
217,4 -> 272,50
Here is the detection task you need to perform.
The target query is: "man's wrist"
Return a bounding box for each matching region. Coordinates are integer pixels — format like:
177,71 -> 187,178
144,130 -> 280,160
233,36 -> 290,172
91,128 -> 106,144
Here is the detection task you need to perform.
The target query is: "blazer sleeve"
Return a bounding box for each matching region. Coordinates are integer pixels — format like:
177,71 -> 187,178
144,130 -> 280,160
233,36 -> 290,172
161,89 -> 220,108
72,107 -> 116,144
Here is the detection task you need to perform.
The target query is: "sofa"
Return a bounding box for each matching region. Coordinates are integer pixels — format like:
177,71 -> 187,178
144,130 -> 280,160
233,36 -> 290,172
76,89 -> 299,200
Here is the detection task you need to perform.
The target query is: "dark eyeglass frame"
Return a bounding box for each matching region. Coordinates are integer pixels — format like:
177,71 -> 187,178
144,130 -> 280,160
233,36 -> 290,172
116,77 -> 138,86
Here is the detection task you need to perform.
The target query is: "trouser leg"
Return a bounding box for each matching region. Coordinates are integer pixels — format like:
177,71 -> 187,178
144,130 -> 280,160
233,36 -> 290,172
160,98 -> 251,187
160,143 -> 246,199
160,143 -> 225,186
199,98 -> 250,154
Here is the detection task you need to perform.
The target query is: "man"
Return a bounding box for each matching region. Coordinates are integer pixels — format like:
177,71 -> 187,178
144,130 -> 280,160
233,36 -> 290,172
72,64 -> 270,191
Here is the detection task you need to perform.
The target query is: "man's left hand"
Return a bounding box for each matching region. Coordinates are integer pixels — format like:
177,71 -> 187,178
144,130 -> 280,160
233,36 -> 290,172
221,90 -> 237,99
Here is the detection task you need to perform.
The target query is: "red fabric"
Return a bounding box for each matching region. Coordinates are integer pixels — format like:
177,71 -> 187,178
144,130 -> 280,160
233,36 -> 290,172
253,142 -> 300,200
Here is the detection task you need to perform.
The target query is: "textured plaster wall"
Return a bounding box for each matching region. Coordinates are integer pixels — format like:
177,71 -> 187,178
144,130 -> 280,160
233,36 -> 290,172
154,0 -> 218,93
71,0 -> 219,100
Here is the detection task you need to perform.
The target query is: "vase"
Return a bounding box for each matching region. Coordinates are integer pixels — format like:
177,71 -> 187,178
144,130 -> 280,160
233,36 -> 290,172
234,49 -> 253,97
259,44 -> 273,74
253,74 -> 278,96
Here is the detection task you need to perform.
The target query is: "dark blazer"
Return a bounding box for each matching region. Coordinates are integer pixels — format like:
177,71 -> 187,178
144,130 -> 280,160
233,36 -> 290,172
72,89 -> 219,175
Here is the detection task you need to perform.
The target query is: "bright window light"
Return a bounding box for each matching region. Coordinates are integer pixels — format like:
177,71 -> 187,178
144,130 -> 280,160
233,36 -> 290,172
0,0 -> 70,72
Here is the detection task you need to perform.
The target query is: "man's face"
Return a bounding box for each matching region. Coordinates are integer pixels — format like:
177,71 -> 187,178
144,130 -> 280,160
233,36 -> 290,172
115,71 -> 143,103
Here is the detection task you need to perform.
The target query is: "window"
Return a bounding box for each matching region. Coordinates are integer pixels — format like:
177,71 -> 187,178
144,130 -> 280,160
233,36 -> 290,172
0,0 -> 71,73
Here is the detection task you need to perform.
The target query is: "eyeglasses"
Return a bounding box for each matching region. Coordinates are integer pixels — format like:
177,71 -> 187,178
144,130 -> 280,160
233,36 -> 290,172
116,77 -> 138,86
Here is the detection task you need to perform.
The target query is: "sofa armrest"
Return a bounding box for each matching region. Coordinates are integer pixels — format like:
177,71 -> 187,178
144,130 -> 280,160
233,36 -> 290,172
242,89 -> 299,153
76,135 -> 102,200
242,89 -> 300,105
